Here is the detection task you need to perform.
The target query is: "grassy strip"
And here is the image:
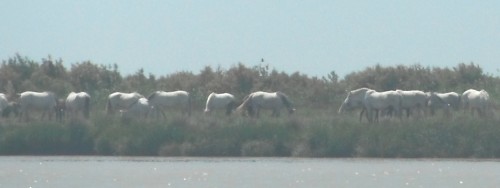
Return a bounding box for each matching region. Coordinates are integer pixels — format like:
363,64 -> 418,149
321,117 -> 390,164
1,113 -> 499,158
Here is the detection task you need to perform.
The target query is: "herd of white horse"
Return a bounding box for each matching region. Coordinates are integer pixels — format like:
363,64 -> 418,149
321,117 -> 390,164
0,87 -> 492,122
339,88 -> 492,122
0,90 -> 296,121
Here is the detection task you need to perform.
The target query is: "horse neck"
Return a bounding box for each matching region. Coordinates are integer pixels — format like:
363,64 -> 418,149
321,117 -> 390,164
147,92 -> 157,101
236,95 -> 251,111
277,93 -> 293,111
349,91 -> 367,105
431,94 -> 447,106
206,94 -> 214,107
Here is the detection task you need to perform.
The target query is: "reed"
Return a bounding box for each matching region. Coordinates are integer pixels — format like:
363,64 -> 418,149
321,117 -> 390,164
0,110 -> 499,158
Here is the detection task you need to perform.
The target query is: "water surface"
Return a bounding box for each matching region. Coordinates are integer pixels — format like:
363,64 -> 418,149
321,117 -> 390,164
0,156 -> 498,187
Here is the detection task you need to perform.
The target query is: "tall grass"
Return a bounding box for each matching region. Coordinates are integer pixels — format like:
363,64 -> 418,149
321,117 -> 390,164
1,109 -> 499,158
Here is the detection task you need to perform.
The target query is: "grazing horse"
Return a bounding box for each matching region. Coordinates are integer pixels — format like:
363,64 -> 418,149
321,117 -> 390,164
236,91 -> 295,117
147,90 -> 191,118
18,91 -> 58,121
204,92 -> 237,115
120,97 -> 151,119
65,92 -> 91,119
338,88 -> 372,121
396,90 -> 428,118
106,92 -> 144,115
364,90 -> 402,123
461,89 -> 490,116
426,92 -> 461,116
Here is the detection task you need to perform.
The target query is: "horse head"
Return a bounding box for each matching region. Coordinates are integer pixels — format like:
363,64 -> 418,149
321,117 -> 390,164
2,102 -> 19,118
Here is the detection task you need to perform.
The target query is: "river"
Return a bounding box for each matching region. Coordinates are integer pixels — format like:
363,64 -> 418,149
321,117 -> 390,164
0,156 -> 498,187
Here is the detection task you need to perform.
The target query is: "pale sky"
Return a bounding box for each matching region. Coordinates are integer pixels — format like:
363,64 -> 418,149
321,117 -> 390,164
1,1 -> 500,78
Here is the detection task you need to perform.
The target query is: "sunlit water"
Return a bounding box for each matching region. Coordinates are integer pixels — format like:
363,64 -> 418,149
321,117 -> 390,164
0,156 -> 498,188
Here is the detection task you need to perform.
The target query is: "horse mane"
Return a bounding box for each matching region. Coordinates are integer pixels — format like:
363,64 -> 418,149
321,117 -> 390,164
351,87 -> 371,93
206,92 -> 215,106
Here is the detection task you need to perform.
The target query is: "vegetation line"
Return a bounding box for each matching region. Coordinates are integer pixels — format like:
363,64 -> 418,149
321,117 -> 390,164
0,54 -> 498,157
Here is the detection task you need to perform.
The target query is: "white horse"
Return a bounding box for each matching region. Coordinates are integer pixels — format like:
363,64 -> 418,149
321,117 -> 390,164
120,97 -> 151,119
461,89 -> 490,116
106,92 -> 144,115
338,88 -> 372,121
426,92 -> 461,116
236,91 -> 295,117
147,90 -> 191,118
65,92 -> 91,119
204,92 -> 237,115
396,90 -> 428,118
18,91 -> 58,121
364,90 -> 402,123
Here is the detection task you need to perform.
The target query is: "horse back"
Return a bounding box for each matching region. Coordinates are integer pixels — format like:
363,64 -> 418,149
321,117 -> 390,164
19,91 -> 57,109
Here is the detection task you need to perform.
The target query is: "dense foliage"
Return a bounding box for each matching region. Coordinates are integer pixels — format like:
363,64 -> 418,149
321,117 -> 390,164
0,54 -> 499,157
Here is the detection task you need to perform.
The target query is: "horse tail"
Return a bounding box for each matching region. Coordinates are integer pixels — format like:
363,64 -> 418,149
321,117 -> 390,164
277,92 -> 295,114
84,96 -> 90,118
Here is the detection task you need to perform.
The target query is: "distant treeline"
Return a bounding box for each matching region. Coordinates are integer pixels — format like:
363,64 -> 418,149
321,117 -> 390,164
1,54 -> 498,110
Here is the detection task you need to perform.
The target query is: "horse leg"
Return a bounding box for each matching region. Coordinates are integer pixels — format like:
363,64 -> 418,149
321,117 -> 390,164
359,108 -> 365,122
365,108 -> 373,123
